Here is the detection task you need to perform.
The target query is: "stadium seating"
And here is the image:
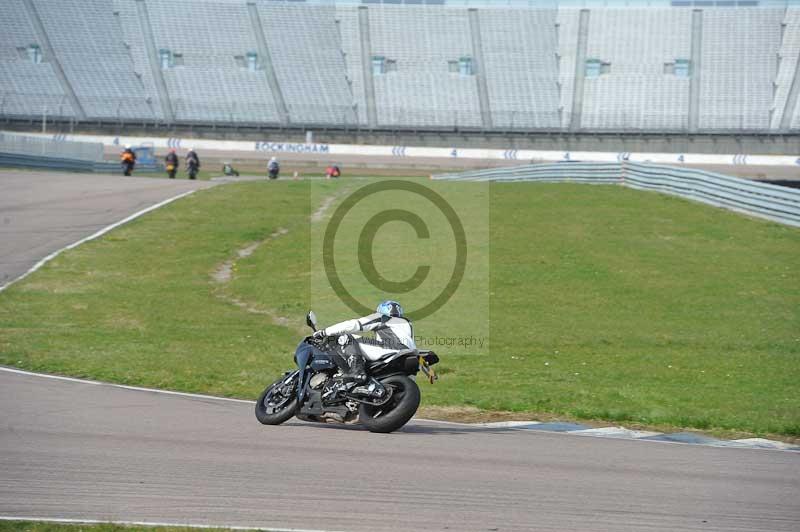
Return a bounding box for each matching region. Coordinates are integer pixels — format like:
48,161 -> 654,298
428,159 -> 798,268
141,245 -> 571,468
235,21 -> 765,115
145,0 -> 279,123
32,0 -> 151,120
698,7 -> 783,130
113,0 -> 165,121
772,8 -> 800,129
0,1 -> 796,133
0,0 -> 74,118
556,8 -> 580,129
581,9 -> 692,131
258,3 -> 356,125
479,8 -> 561,129
367,5 -> 482,128
335,5 -> 370,127
776,8 -> 800,130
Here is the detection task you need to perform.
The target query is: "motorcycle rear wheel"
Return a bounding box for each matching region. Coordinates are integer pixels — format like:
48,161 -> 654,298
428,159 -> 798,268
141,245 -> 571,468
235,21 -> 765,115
255,373 -> 298,425
359,375 -> 420,433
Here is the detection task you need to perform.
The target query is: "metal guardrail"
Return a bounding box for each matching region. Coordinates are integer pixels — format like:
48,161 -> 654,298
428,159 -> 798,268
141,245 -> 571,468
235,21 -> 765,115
0,131 -> 164,172
433,162 -> 621,183
0,131 -> 103,161
0,152 -> 161,174
433,161 -> 800,228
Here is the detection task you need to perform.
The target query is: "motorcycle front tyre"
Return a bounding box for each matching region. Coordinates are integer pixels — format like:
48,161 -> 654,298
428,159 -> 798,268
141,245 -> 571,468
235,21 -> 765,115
359,375 -> 420,433
255,377 -> 298,425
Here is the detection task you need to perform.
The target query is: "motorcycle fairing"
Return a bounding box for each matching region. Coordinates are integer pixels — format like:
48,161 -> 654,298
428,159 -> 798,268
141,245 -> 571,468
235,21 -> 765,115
295,341 -> 338,402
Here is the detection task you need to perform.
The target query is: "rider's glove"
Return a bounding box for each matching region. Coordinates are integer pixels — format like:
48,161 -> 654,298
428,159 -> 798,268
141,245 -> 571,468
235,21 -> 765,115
313,329 -> 327,340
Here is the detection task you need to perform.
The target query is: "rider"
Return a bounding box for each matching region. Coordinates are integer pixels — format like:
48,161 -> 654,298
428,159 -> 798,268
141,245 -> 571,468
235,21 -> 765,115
120,145 -> 136,176
165,148 -> 179,179
312,300 -> 415,389
267,156 -> 280,178
222,161 -> 239,176
185,147 -> 200,179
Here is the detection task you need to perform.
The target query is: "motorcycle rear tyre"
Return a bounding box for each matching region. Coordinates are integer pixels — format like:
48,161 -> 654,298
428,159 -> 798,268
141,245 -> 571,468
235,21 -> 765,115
359,375 -> 420,433
255,377 -> 298,425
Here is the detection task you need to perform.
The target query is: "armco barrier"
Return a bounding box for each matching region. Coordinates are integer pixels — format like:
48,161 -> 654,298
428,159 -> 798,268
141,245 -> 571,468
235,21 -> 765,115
623,162 -> 800,227
0,131 -> 103,161
432,162 -> 620,184
433,162 -> 800,228
0,152 -> 160,174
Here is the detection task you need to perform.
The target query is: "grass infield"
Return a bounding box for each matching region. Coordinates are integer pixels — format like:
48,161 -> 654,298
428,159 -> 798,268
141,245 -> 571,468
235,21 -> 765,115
0,178 -> 798,437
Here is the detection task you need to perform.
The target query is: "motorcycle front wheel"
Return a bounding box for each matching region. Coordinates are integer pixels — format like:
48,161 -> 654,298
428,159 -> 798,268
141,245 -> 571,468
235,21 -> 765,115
359,375 -> 420,433
255,372 -> 298,425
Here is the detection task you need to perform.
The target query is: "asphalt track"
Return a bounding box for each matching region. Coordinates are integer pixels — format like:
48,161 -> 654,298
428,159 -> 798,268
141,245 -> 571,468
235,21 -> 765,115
0,170 -> 215,287
0,370 -> 798,532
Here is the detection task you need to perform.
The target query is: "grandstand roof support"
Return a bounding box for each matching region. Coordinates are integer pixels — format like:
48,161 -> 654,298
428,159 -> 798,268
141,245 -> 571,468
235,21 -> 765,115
247,2 -> 290,127
779,40 -> 800,131
22,0 -> 85,121
688,9 -> 703,133
358,6 -> 378,129
568,9 -> 590,132
468,8 -> 493,130
135,0 -> 174,123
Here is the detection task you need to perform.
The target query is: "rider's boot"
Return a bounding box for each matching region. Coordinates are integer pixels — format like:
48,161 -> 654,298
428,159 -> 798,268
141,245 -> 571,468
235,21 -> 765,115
329,354 -> 367,393
346,355 -> 386,398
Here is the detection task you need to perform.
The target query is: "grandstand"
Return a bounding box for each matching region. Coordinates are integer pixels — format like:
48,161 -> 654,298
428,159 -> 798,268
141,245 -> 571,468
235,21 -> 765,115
0,0 -> 799,134
581,8 -> 693,131
0,0 -> 75,119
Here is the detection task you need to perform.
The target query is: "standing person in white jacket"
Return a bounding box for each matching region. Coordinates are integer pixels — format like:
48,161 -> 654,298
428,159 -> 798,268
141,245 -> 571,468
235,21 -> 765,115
312,300 -> 415,390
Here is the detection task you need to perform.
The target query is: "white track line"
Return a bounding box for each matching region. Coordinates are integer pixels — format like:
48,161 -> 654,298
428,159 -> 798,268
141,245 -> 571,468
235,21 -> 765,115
0,366 -> 252,404
0,189 -> 197,293
0,516 -> 341,532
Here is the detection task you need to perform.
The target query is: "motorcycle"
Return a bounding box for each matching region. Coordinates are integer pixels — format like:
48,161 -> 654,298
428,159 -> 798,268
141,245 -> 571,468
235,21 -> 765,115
267,162 -> 280,180
121,161 -> 135,176
187,160 -> 199,180
255,311 -> 439,433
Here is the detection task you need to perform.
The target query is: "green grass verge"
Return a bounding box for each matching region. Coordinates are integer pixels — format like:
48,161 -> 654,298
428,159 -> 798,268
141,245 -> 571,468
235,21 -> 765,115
0,178 -> 798,436
0,181 -> 310,396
